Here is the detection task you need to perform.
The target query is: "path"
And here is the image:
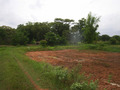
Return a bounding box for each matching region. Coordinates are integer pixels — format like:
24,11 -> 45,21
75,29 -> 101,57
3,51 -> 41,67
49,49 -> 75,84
14,56 -> 48,90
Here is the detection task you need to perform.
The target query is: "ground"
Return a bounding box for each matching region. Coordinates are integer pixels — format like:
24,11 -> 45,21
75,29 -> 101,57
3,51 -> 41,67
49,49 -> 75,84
26,49 -> 120,90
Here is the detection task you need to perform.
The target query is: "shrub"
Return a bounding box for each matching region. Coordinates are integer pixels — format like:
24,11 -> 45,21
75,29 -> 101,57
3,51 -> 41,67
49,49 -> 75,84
41,64 -> 98,90
109,38 -> 117,45
70,81 -> 98,90
40,40 -> 47,47
57,36 -> 67,45
97,43 -> 106,50
31,39 -> 36,44
55,67 -> 68,83
45,32 -> 58,46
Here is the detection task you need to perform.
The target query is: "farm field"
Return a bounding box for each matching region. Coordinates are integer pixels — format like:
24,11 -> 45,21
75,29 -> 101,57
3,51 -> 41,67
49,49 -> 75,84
26,49 -> 120,90
0,45 -> 120,90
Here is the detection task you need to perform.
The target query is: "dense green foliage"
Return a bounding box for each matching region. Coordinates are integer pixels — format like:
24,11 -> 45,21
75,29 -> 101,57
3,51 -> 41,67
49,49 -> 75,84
0,12 -> 120,45
0,26 -> 15,44
98,35 -> 120,45
12,30 -> 29,45
99,34 -> 110,41
45,32 -> 59,46
40,40 -> 47,47
82,12 -> 100,43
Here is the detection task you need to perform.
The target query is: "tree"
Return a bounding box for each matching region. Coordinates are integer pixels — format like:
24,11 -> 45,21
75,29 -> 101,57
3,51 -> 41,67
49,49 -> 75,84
83,12 -> 100,43
17,22 -> 50,43
71,18 -> 86,43
110,38 -> 117,45
51,18 -> 74,41
0,26 -> 15,45
12,30 -> 29,45
45,32 -> 59,46
112,35 -> 120,41
100,34 -> 111,41
112,35 -> 120,44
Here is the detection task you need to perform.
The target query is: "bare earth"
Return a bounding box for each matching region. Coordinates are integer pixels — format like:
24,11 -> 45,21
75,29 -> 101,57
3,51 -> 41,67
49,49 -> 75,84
26,49 -> 120,90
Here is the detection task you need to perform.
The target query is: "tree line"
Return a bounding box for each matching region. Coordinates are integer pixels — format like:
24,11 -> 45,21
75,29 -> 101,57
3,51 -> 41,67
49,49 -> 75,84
0,12 -> 120,46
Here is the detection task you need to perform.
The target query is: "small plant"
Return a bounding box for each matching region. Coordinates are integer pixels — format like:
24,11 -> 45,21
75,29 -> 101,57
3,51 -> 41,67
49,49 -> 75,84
70,64 -> 82,82
70,80 -> 98,90
108,74 -> 112,83
31,39 -> 36,44
55,67 -> 68,83
70,82 -> 83,90
40,40 -> 47,47
104,88 -> 107,90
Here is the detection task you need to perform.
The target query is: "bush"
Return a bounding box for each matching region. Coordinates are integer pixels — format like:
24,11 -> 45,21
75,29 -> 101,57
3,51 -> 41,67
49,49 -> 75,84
45,32 -> 58,46
54,67 -> 68,83
109,38 -> 117,45
57,36 -> 67,45
31,39 -> 36,44
70,81 -> 98,90
40,40 -> 47,47
40,64 -> 98,89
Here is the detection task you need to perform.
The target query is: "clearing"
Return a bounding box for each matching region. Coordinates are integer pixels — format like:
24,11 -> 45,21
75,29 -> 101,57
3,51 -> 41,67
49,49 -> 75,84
26,49 -> 120,90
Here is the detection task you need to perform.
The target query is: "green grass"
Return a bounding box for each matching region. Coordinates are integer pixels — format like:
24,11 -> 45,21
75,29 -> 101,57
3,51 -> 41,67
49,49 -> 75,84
78,44 -> 120,52
0,44 -> 120,90
0,45 -> 82,90
0,46 -> 34,90
104,45 -> 120,52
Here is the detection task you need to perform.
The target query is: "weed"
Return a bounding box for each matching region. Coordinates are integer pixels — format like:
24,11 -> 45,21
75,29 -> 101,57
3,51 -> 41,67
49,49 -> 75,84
70,80 -> 98,90
108,74 -> 112,83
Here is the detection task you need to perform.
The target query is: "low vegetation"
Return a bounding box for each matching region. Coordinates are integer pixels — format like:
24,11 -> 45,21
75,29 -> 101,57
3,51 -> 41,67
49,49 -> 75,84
0,45 -> 100,90
0,44 -> 120,89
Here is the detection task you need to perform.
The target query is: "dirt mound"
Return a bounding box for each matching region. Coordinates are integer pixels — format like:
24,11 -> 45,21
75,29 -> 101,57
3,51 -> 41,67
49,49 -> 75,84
26,49 -> 120,90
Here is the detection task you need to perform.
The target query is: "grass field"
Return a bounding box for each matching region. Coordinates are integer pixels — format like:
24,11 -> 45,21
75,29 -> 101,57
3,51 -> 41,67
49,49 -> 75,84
0,44 -> 120,90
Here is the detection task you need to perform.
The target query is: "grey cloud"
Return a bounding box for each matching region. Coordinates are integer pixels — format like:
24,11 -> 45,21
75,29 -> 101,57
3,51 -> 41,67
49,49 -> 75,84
0,0 -> 120,36
98,13 -> 120,36
0,0 -> 42,28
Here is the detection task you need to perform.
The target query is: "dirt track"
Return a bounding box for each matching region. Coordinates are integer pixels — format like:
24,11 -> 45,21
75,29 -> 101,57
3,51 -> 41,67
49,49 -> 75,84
26,49 -> 120,90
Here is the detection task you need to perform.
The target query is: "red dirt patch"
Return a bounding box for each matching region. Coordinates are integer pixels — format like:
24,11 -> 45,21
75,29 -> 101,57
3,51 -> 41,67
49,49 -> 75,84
26,49 -> 120,90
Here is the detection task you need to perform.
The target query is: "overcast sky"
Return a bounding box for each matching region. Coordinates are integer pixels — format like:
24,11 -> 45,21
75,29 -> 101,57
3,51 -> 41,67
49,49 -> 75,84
0,0 -> 120,36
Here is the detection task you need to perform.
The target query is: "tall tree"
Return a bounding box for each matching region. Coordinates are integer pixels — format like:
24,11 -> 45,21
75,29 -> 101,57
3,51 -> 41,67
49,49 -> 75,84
51,18 -> 74,42
99,34 -> 110,41
71,18 -> 86,43
83,12 -> 100,43
0,26 -> 15,45
17,22 -> 50,43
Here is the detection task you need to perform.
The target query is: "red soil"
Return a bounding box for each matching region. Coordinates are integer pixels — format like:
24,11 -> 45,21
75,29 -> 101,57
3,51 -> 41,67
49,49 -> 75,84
26,49 -> 120,90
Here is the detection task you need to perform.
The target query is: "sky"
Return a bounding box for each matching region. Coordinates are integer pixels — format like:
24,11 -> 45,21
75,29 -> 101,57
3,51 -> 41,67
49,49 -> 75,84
0,0 -> 120,36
